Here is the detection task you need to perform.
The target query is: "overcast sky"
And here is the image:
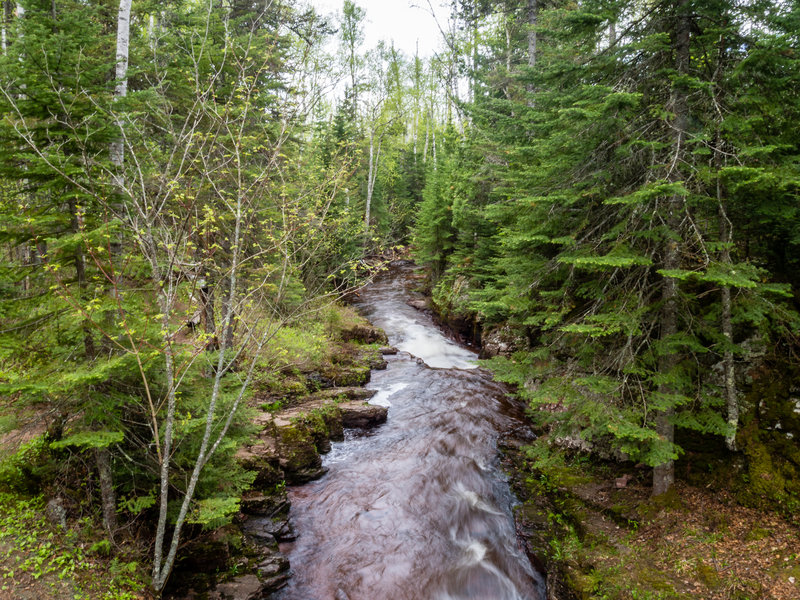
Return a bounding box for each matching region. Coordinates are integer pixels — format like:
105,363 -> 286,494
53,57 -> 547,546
308,0 -> 450,58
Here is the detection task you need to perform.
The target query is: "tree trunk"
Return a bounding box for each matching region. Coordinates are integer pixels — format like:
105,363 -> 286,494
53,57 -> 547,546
69,199 -> 95,358
432,125 -> 437,170
199,280 -> 215,338
527,0 -> 537,68
504,18 -> 512,99
718,183 -> 737,451
653,0 -> 690,497
94,447 -> 117,540
423,111 -> 430,162
110,0 -> 132,177
365,127 -> 376,235
653,259 -> 679,496
220,239 -> 235,349
712,34 -> 738,452
1,0 -> 11,54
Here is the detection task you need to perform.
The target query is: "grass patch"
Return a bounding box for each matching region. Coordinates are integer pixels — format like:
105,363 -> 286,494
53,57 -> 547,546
0,493 -> 146,599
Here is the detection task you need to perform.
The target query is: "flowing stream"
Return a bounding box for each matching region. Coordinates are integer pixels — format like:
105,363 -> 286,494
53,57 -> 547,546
275,264 -> 545,600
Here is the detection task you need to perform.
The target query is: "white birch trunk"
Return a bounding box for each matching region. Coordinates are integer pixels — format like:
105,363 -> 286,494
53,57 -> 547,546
527,0 -> 537,68
719,178 -> 738,451
365,127 -> 383,236
423,113 -> 430,163
432,125 -> 437,171
110,0 -> 132,179
1,1 -> 8,55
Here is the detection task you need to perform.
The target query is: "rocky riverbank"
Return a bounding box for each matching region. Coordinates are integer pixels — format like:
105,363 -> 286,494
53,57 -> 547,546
499,432 -> 800,600
171,316 -> 396,600
410,269 -> 800,600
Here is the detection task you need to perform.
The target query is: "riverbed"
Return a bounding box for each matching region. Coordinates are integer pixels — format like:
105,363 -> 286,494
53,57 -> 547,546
275,264 -> 545,600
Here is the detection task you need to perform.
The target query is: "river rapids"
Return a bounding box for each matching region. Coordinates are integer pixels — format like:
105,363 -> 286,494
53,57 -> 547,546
275,264 -> 545,600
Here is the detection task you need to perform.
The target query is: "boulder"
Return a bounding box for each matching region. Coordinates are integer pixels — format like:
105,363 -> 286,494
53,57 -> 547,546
256,550 -> 289,578
239,491 -> 289,517
406,298 -> 428,311
209,575 -> 263,600
340,403 -> 388,428
45,497 -> 67,529
307,387 -> 377,403
479,325 -> 525,358
340,324 -> 388,345
235,439 -> 284,488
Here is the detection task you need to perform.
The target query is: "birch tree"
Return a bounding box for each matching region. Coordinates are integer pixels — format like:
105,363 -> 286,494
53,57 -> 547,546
361,44 -> 407,239
0,0 -> 360,591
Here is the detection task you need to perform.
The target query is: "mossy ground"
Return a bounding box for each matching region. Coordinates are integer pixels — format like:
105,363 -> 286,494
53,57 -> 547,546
0,493 -> 148,600
507,446 -> 800,600
0,301 -> 387,598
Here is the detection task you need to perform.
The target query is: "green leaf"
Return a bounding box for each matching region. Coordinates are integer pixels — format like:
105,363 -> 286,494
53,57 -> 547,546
50,430 -> 123,450
187,496 -> 241,529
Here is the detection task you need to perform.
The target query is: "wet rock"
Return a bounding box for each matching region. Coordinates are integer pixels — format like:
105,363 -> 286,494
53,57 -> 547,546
340,324 -> 388,345
257,551 -> 290,578
309,387 -> 377,402
340,403 -> 388,428
209,574 -> 262,600
369,356 -> 388,370
275,422 -> 323,477
263,516 -> 297,542
241,522 -> 278,547
45,497 -> 67,529
479,325 -> 525,358
406,298 -> 429,311
317,437 -> 332,454
208,550 -> 290,599
261,572 -> 290,594
380,346 -> 398,355
240,491 -> 289,517
235,442 -> 284,488
287,464 -> 328,484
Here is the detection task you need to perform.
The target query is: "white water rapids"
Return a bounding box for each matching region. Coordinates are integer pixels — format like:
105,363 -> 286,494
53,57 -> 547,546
274,264 -> 546,600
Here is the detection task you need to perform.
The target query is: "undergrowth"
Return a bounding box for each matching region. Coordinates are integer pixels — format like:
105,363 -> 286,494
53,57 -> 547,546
0,493 -> 146,599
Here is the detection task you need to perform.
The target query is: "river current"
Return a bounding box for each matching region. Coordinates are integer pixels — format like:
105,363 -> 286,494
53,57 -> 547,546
275,264 -> 545,600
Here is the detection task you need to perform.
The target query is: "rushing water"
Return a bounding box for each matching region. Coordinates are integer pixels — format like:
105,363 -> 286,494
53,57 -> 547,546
275,264 -> 545,600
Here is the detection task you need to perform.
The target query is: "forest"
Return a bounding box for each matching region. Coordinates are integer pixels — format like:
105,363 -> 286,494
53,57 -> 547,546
0,0 -> 799,598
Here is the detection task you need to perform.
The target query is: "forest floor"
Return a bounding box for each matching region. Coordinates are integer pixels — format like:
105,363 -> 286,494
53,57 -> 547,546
0,302 -> 391,600
0,492 -> 148,600
507,445 -> 800,600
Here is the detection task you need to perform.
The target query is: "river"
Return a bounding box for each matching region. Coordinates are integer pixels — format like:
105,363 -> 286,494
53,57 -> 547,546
275,264 -> 545,600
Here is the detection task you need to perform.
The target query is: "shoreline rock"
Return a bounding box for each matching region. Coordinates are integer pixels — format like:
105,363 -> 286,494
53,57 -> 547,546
204,327 -> 391,599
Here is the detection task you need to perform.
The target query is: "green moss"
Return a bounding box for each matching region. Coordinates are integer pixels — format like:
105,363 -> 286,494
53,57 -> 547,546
578,561 -> 682,599
259,399 -> 285,413
639,487 -> 685,520
745,527 -> 771,542
274,423 -> 320,474
736,422 -> 791,509
694,559 -> 721,588
320,365 -> 370,387
254,371 -> 309,401
296,404 -> 343,448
